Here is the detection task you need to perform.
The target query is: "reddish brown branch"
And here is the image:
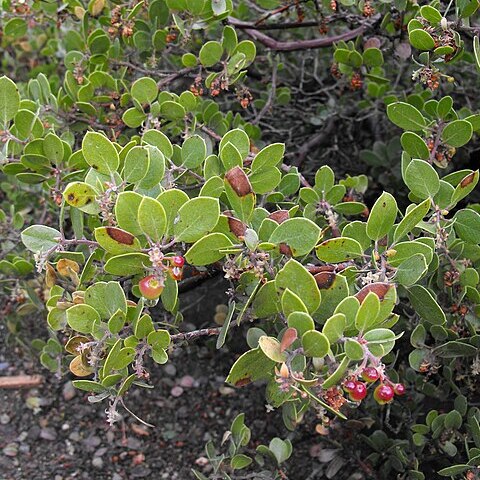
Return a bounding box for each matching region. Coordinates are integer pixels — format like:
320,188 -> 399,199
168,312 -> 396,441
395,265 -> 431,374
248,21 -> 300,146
0,375 -> 44,389
228,16 -> 378,51
171,327 -> 221,342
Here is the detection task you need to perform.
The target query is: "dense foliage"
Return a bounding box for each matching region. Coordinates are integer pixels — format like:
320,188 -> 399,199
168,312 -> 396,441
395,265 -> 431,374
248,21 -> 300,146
1,0 -> 480,478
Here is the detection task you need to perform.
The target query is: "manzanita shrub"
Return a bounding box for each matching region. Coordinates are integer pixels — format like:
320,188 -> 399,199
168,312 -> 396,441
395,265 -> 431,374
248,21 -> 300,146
1,0 -> 480,478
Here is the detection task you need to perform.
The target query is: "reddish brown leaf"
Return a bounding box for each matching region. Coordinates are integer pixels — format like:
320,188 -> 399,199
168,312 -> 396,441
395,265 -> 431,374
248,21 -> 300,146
460,171 -> 476,188
280,327 -> 298,352
314,271 -> 336,289
268,210 -> 289,224
106,227 -> 135,245
225,166 -> 252,197
234,377 -> 252,387
227,216 -> 247,238
355,282 -> 392,303
279,243 -> 293,256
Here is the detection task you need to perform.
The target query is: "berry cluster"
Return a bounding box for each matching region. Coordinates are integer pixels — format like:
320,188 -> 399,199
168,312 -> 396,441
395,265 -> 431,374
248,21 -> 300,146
343,367 -> 405,405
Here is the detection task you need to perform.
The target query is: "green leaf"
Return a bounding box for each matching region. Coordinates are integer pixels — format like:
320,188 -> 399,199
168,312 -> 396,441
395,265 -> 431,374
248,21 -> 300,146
362,48 -> 384,67
135,314 -> 154,338
182,135 -> 207,169
230,454 -> 252,470
124,146 -> 150,183
174,196 -> 220,242
288,311 -> 315,337
251,143 -> 285,171
269,218 -> 321,257
355,291 -> 380,332
394,253 -> 428,286
407,285 -> 446,325
0,76 -> 20,126
302,330 -> 330,358
314,165 -> 335,196
474,36 -> 480,69
131,77 -> 158,104
322,313 -> 346,343
345,338 -> 364,360
454,209 -> 480,244
148,329 -> 171,349
85,281 -> 127,319
137,146 -> 165,189
143,129 -> 173,158
404,159 -> 440,199
400,132 -> 429,160
160,101 -> 186,120
63,182 -> 98,214
366,191 -> 397,241
409,29 -> 436,50
21,225 -> 60,253
122,107 -> 147,128
387,102 -> 426,131
315,237 -> 363,263
226,347 -> 275,386
115,191 -> 142,235
82,131 -> 119,174
258,336 -> 287,363
442,120 -> 473,147
276,259 -> 321,313
138,196 -> 167,242
434,341 -> 477,358
43,133 -> 64,165
220,142 -> 243,171
394,198 -> 431,242
185,233 -> 233,265
219,129 -> 250,160
420,5 -> 442,23
157,188 -> 189,235
199,41 -> 223,67
281,288 -> 308,316
67,304 -> 100,334
72,380 -> 105,393
95,226 -> 141,254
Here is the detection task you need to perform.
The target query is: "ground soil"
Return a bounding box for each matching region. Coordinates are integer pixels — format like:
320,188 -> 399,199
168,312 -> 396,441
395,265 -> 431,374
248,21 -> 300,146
0,277 -> 347,480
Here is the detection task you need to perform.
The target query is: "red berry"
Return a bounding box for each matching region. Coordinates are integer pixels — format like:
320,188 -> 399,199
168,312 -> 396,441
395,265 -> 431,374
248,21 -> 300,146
373,384 -> 394,404
172,255 -> 185,267
361,367 -> 380,383
138,275 -> 164,300
349,381 -> 367,401
394,383 -> 406,396
343,380 -> 356,392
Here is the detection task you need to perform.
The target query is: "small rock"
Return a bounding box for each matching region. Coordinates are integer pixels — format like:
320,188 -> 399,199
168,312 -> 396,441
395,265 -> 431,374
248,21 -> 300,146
40,427 -> 57,441
170,386 -> 184,397
83,435 -> 101,448
219,386 -> 235,396
0,414 -> 11,425
179,375 -> 194,388
92,457 -> 104,469
62,423 -> 70,431
94,447 -> 108,457
112,474 -> 123,480
69,431 -> 81,442
164,364 -> 176,376
3,443 -> 18,457
195,456 -> 209,467
62,381 -> 76,401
